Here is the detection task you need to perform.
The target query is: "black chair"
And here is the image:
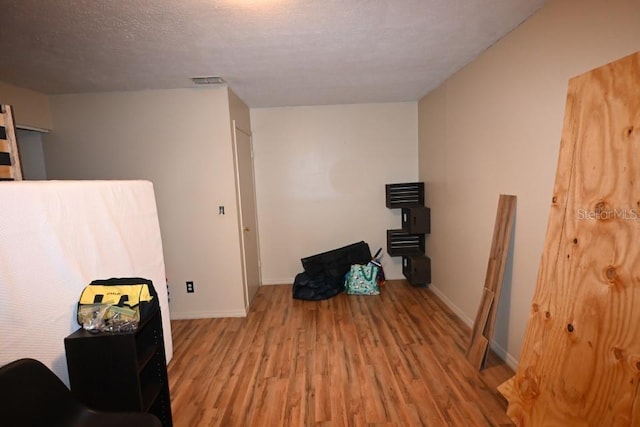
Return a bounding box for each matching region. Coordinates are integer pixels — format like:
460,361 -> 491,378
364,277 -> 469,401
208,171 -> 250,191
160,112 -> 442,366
0,358 -> 162,427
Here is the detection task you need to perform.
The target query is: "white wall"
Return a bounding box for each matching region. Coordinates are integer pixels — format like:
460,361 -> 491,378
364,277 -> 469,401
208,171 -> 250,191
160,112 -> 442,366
418,0 -> 640,368
251,102 -> 418,284
0,81 -> 52,130
43,87 -> 247,319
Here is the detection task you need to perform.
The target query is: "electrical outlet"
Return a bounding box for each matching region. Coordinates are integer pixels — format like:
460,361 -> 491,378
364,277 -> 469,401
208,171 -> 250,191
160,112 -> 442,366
186,281 -> 194,293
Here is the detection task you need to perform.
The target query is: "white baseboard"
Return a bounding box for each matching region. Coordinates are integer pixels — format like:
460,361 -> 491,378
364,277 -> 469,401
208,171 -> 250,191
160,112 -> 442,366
428,283 -> 474,326
261,278 -> 294,285
429,283 -> 519,371
261,274 -> 406,286
169,308 -> 247,320
489,340 -> 519,371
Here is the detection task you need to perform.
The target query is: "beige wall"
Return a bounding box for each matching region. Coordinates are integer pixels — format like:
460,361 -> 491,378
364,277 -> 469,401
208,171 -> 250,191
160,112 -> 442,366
0,81 -> 52,130
418,0 -> 640,367
228,88 -> 251,134
251,102 -> 418,284
44,87 -> 246,318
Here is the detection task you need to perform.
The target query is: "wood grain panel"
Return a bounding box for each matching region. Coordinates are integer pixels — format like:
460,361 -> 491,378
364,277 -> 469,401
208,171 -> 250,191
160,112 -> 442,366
467,194 -> 517,370
467,288 -> 495,368
497,376 -> 514,403
507,52 -> 640,426
168,281 -> 515,426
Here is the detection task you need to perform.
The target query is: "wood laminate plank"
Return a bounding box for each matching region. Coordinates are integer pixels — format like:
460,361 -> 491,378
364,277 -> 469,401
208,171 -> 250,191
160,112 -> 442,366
497,376 -> 514,403
467,195 -> 517,370
168,281 -> 514,426
467,289 -> 495,370
482,196 -> 517,344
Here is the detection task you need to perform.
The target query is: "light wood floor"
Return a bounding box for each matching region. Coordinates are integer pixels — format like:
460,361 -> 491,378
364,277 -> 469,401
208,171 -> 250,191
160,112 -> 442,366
167,281 -> 515,426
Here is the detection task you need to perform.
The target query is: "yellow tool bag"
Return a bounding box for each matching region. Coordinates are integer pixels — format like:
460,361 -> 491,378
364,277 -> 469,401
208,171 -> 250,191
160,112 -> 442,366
77,277 -> 158,333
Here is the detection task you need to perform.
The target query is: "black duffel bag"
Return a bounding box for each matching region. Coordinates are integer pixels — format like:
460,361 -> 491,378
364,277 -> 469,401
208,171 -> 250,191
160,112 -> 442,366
293,241 -> 372,300
292,272 -> 344,301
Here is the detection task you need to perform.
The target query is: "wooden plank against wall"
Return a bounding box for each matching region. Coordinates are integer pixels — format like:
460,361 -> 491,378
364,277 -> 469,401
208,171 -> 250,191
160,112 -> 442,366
467,288 -> 495,368
483,195 -> 517,351
466,194 -> 517,370
507,52 -> 640,425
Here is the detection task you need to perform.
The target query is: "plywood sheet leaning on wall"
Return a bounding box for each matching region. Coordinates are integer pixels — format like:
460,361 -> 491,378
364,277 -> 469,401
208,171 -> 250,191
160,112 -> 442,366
507,51 -> 640,425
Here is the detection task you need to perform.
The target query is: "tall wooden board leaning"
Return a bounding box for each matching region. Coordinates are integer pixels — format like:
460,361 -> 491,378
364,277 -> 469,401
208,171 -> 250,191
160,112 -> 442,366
466,194 -> 517,370
386,182 -> 431,285
508,52 -> 640,425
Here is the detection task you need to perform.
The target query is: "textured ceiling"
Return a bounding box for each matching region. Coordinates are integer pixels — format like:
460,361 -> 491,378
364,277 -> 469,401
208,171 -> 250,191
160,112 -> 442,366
0,0 -> 545,107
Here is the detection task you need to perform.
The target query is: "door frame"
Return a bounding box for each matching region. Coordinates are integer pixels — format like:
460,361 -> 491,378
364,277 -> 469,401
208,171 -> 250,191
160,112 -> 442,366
231,120 -> 262,309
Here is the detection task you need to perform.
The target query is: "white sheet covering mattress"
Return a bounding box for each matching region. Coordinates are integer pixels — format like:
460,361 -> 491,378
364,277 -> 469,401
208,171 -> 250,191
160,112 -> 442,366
0,180 -> 172,385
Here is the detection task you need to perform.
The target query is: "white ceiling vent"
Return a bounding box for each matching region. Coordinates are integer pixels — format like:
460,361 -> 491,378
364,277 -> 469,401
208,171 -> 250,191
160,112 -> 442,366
191,76 -> 226,85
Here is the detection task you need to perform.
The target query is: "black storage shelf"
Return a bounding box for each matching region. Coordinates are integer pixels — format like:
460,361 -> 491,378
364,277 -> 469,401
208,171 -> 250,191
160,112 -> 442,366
403,256 -> 431,286
64,306 -> 173,426
142,383 -> 163,411
137,345 -> 159,373
385,182 -> 431,286
401,206 -> 430,234
386,229 -> 425,257
386,182 -> 425,208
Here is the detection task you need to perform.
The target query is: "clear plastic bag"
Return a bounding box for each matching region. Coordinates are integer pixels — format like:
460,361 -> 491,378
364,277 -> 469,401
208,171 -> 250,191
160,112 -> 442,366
77,303 -> 139,333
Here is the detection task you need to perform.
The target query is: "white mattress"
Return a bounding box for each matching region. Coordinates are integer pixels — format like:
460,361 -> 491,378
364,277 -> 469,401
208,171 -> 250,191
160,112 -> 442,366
0,180 -> 172,385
